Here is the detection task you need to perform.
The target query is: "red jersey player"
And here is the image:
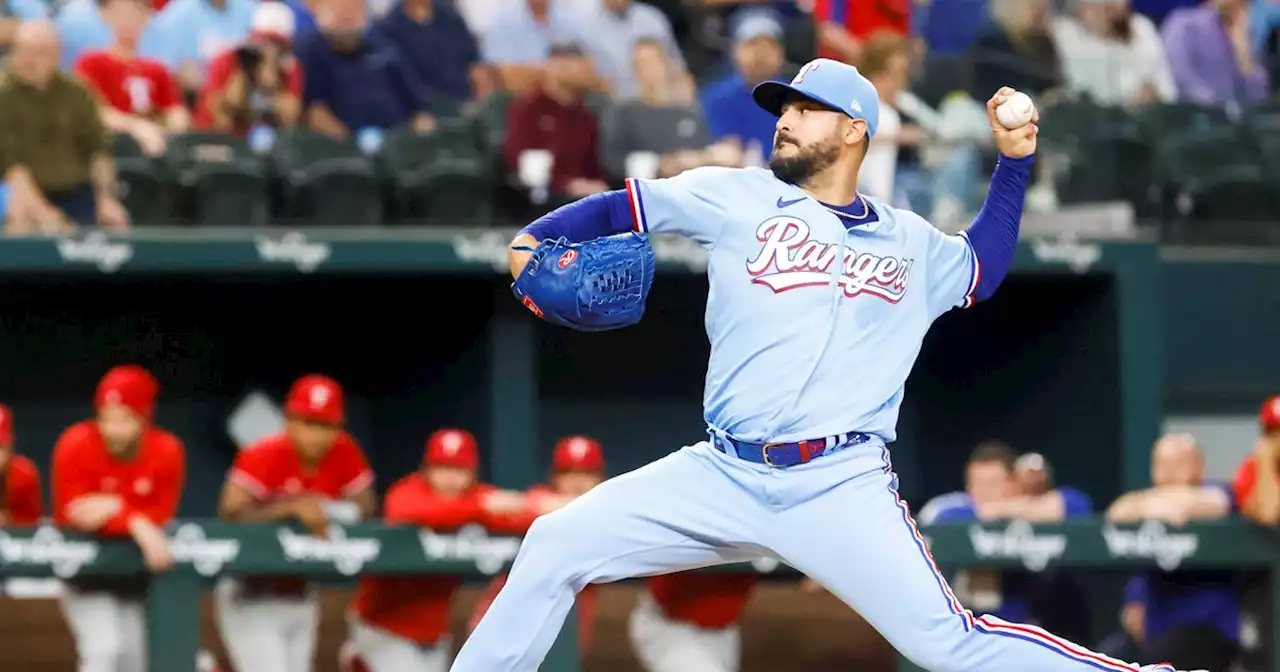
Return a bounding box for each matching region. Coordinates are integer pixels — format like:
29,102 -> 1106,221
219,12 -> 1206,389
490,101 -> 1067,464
0,403 -> 43,526
468,435 -> 607,652
52,365 -> 186,672
216,374 -> 376,672
628,571 -> 758,672
346,428 -> 530,672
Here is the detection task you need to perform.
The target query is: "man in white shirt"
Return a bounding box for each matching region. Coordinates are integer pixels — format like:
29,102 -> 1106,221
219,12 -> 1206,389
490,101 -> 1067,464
856,31 -> 920,205
1051,0 -> 1176,107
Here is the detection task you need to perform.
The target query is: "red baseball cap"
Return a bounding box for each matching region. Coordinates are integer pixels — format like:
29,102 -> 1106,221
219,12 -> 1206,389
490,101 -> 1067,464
95,365 -> 159,420
0,403 -> 13,446
1262,396 -> 1280,432
553,435 -> 604,473
284,374 -> 345,425
424,428 -> 479,469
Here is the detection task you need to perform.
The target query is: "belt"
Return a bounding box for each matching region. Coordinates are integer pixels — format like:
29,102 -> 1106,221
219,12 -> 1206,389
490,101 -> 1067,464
713,431 -> 871,467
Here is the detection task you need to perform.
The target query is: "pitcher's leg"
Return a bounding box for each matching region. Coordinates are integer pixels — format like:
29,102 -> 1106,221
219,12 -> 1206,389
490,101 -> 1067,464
769,467 -> 1146,672
450,443 -> 769,672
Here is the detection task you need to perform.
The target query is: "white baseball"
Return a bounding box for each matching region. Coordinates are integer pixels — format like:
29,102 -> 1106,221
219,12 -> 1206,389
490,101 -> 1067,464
995,91 -> 1035,129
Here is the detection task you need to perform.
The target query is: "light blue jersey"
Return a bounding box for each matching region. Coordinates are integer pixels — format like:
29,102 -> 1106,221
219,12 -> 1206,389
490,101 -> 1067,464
453,58 -> 1181,672
626,167 -> 977,444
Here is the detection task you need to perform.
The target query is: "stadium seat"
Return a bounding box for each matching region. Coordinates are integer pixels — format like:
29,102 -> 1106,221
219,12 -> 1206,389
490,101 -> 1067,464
274,128 -> 381,227
1134,102 -> 1233,138
1058,119 -> 1155,211
111,133 -> 165,225
381,124 -> 492,222
163,132 -> 268,227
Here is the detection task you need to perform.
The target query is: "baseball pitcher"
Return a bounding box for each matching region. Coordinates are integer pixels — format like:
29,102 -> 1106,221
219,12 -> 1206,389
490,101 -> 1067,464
216,374 -> 376,672
452,58 -> 1203,672
53,366 -> 185,672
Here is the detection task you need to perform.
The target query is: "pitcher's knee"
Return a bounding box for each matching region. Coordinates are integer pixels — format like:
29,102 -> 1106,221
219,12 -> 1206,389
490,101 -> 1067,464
513,508 -> 601,588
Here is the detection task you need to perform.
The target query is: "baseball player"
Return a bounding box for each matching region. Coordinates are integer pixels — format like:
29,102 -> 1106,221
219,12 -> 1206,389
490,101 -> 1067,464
467,436 -> 607,653
1231,395 -> 1280,524
628,570 -> 757,672
345,428 -> 530,672
0,403 -> 44,526
454,58 -> 1198,672
52,365 -> 186,672
216,374 -> 376,672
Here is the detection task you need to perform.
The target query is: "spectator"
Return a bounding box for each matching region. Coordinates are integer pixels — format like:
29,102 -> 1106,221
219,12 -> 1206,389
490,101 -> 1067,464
1231,395 -> 1280,524
1163,0 -> 1269,107
0,21 -> 128,233
701,13 -> 790,166
1052,0 -> 1177,108
453,0 -> 503,38
149,0 -> 256,95
75,0 -> 190,158
600,38 -> 741,181
504,41 -> 609,201
922,444 -> 1095,642
0,404 -> 43,527
914,0 -> 990,57
481,0 -> 588,95
54,0 -> 165,70
811,0 -> 910,65
1103,433 -> 1238,672
194,2 -> 302,136
0,0 -> 48,57
969,0 -> 1063,100
374,0 -> 491,113
856,31 -> 921,204
282,0 -> 318,39
296,0 -> 436,138
576,0 -> 685,100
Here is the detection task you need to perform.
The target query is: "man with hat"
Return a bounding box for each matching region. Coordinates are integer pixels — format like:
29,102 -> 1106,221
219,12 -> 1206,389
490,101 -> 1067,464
700,12 -> 793,165
345,428 -> 529,672
216,373 -> 376,672
466,435 -> 607,654
195,1 -> 304,135
52,364 -> 186,672
0,403 -> 43,527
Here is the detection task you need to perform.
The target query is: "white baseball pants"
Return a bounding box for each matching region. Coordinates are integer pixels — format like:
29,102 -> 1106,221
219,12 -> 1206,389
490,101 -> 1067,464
60,588 -> 147,672
347,615 -> 450,672
214,578 -> 318,672
627,592 -> 740,672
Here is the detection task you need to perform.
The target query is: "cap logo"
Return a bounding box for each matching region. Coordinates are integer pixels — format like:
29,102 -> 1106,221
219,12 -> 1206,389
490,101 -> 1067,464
1272,399 -> 1280,415
309,386 -> 330,409
105,390 -> 121,405
793,61 -> 820,85
850,99 -> 862,113
570,440 -> 589,459
442,432 -> 461,454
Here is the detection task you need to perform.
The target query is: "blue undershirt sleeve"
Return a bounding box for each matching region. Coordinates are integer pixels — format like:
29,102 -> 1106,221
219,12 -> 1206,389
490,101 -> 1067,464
518,190 -> 634,244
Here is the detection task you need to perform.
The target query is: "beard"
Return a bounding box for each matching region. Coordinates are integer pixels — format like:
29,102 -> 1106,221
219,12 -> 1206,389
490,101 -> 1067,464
768,135 -> 840,186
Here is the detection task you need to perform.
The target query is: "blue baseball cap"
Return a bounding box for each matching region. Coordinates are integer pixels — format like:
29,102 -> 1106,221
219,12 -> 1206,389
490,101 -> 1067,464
752,58 -> 881,138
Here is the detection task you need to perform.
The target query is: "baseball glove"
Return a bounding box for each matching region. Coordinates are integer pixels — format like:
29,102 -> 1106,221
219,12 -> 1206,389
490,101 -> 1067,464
511,233 -> 656,331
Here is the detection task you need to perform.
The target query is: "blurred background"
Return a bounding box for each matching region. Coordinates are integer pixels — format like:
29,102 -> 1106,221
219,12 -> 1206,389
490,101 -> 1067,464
0,0 -> 1278,670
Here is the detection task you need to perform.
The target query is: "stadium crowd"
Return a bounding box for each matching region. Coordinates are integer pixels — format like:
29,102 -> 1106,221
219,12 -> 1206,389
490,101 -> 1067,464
0,0 -> 1278,233
0,369 -> 1276,671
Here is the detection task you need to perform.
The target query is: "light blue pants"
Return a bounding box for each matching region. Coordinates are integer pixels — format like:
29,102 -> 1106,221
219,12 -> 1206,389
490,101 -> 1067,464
451,439 -> 1148,672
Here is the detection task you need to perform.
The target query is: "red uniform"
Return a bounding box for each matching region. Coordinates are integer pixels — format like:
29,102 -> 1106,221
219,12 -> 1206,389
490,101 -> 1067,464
645,573 -> 758,629
1232,396 -> 1280,506
468,484 -> 598,648
75,50 -> 183,120
229,431 -> 373,502
0,404 -> 41,526
812,0 -> 911,61
52,421 -> 185,535
352,476 -> 528,645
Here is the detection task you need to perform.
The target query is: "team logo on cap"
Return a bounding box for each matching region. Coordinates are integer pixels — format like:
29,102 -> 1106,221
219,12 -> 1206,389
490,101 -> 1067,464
793,61 -> 820,85
310,385 -> 330,409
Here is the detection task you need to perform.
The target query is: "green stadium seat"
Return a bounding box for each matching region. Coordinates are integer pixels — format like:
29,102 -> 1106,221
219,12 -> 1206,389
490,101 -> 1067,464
1135,102 -> 1232,137
274,128 -> 381,227
163,132 -> 268,227
381,124 -> 492,222
115,156 -> 165,227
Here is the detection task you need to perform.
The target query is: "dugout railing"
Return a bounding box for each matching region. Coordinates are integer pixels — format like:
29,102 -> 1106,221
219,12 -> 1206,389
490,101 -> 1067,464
0,519 -> 1275,672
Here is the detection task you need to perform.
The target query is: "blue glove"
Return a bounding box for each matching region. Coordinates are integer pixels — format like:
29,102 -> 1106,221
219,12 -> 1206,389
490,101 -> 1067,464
511,233 -> 656,331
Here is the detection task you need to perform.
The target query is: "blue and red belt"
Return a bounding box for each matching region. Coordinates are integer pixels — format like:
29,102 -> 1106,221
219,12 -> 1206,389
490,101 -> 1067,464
714,431 -> 872,467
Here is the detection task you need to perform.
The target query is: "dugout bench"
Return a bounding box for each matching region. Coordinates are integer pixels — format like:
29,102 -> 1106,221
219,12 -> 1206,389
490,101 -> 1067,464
0,519 -> 1274,672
